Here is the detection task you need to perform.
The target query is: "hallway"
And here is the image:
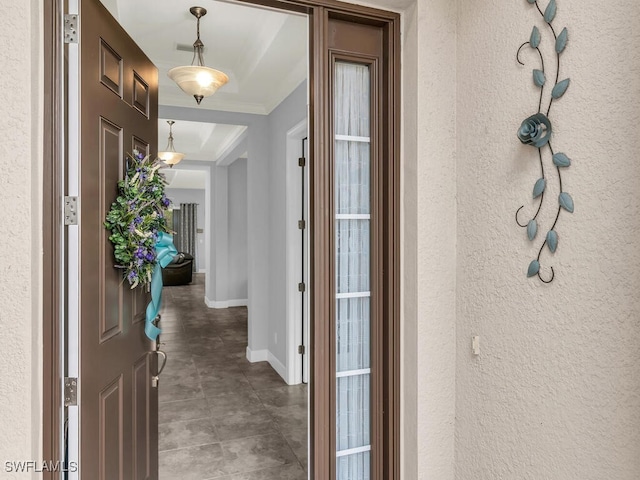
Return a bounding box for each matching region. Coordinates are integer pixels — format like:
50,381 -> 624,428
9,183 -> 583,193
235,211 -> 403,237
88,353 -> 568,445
158,274 -> 308,480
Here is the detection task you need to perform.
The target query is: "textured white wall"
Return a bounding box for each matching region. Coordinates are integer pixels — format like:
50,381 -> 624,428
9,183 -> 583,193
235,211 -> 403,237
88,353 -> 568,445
412,0 -> 458,477
400,3 -> 419,477
0,0 -> 43,475
456,1 -> 640,479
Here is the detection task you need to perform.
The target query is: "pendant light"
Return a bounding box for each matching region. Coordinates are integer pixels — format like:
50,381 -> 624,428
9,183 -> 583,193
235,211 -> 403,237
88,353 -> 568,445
168,6 -> 229,105
157,121 -> 185,168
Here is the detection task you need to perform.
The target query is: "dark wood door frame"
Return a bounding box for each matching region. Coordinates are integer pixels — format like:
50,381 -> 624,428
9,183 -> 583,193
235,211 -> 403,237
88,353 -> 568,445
43,1 -> 400,478
43,1 -> 63,478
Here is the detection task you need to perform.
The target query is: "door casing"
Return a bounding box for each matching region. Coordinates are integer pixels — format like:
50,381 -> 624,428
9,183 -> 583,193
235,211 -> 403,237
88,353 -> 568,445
43,0 -> 400,478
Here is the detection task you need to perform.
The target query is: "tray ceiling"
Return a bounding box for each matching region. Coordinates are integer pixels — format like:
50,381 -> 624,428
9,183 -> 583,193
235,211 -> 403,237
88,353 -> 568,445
101,0 -> 307,115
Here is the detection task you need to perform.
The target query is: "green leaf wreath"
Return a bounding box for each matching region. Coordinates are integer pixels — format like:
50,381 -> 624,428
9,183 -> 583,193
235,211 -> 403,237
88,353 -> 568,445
104,150 -> 172,289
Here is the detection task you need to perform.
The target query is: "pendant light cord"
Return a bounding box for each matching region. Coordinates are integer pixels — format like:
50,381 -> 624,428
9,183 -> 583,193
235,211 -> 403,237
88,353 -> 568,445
191,15 -> 206,67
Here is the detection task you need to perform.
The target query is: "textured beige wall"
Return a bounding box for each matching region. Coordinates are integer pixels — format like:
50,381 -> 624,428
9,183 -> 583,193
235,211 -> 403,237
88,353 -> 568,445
412,0 -> 458,478
0,0 -> 43,477
366,0 -> 458,476
400,3 -> 419,478
456,0 -> 640,478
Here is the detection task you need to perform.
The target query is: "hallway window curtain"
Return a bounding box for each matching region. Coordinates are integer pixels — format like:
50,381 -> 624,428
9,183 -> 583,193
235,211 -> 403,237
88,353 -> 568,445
178,203 -> 198,272
334,61 -> 371,480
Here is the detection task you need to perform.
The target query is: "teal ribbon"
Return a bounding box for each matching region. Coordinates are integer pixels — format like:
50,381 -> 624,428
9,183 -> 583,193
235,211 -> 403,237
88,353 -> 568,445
144,232 -> 178,340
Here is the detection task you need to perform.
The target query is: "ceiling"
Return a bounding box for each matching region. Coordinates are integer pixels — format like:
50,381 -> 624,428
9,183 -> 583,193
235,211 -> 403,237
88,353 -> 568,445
101,0 -> 308,115
158,119 -> 247,162
164,169 -> 207,190
100,0 -> 307,190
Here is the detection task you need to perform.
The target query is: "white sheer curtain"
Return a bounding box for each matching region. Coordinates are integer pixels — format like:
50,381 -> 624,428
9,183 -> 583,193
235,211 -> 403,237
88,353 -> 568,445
334,61 -> 371,480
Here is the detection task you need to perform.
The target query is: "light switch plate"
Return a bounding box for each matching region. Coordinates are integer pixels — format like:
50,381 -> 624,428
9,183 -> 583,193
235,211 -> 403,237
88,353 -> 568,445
472,336 -> 480,356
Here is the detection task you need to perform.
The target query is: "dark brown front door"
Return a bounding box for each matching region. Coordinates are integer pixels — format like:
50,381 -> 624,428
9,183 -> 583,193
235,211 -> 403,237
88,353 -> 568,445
78,0 -> 158,478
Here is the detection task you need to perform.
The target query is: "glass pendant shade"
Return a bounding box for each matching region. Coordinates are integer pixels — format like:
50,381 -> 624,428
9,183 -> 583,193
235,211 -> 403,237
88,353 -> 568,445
158,150 -> 185,167
158,121 -> 185,168
169,6 -> 228,105
167,66 -> 228,105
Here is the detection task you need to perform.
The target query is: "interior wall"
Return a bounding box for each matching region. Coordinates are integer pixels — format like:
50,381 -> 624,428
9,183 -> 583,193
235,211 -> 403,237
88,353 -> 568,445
228,158 -> 248,301
166,83 -> 305,374
268,81 -> 307,370
165,188 -> 206,271
246,117 -> 271,355
157,106 -> 272,358
0,0 -> 43,468
210,165 -> 231,306
455,1 -> 640,479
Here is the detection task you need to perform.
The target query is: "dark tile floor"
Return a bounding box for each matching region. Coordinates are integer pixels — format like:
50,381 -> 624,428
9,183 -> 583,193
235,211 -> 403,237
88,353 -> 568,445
158,274 -> 308,480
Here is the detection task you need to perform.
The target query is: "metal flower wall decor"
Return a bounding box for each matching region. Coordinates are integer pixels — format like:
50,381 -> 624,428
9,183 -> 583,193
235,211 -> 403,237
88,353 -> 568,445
515,0 -> 572,284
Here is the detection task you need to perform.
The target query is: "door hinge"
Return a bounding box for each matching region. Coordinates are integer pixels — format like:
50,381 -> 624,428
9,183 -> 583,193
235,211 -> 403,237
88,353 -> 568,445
298,345 -> 305,355
64,377 -> 78,406
298,156 -> 306,167
64,196 -> 78,225
64,14 -> 78,44
298,220 -> 306,230
298,282 -> 305,292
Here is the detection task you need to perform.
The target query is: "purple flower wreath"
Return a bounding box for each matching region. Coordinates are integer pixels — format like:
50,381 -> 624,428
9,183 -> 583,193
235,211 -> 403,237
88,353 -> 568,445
104,150 -> 172,288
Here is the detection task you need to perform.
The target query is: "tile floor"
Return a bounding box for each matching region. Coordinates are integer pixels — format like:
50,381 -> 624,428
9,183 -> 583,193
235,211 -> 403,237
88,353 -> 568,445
158,274 -> 308,480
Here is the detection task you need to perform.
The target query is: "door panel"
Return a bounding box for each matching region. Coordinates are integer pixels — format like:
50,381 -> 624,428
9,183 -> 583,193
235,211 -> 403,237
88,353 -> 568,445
78,0 -> 158,478
133,73 -> 150,117
99,375 -> 124,480
133,354 -> 152,480
100,117 -> 124,342
99,39 -> 123,96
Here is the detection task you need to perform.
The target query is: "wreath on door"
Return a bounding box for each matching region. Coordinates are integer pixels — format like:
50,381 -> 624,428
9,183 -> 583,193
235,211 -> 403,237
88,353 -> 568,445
104,150 -> 173,288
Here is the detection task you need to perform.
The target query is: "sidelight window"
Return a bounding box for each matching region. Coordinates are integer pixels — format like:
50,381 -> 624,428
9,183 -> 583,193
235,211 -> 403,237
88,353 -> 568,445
334,61 -> 372,480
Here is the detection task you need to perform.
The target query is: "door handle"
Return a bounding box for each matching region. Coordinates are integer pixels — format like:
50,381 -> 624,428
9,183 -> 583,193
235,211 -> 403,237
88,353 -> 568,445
156,349 -> 167,375
151,350 -> 167,388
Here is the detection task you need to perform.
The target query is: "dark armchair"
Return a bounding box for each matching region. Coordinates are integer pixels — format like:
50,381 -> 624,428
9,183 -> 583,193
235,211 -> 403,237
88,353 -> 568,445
161,252 -> 194,286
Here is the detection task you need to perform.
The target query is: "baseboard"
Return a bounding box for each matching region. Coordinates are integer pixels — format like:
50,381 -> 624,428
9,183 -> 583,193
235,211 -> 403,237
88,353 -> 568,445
268,351 -> 288,383
197,269 -> 206,274
228,298 -> 248,307
246,346 -> 269,363
205,297 -> 248,309
204,296 -> 216,308
245,348 -> 288,384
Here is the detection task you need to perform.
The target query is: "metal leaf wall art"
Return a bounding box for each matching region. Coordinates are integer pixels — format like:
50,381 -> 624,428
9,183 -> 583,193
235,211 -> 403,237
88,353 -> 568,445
515,0 -> 572,284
